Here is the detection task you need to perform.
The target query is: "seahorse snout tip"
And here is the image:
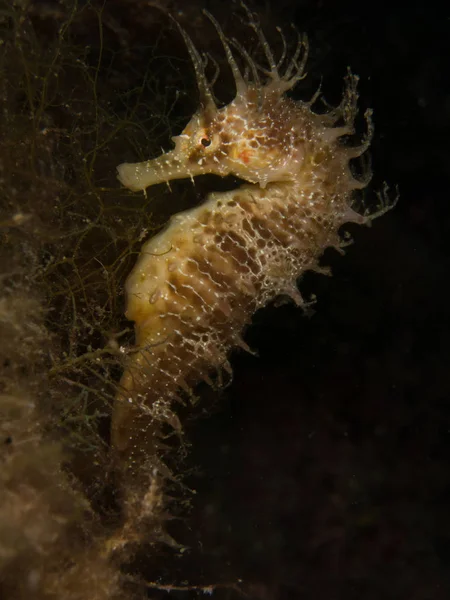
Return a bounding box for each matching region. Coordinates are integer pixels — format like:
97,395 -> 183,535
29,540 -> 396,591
117,162 -> 145,192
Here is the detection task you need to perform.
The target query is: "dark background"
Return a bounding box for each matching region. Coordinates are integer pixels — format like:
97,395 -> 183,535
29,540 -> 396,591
6,0 -> 449,598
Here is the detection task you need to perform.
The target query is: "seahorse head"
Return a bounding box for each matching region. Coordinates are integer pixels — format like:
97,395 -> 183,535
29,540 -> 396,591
117,8 -> 314,191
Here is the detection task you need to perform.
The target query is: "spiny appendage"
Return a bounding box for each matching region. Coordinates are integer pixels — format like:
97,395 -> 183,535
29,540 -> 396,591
112,6 -> 377,471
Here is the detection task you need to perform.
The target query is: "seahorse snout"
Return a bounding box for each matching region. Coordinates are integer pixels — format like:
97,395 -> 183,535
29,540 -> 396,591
117,150 -> 185,191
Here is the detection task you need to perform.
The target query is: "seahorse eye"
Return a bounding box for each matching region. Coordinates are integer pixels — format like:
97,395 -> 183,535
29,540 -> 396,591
200,137 -> 211,147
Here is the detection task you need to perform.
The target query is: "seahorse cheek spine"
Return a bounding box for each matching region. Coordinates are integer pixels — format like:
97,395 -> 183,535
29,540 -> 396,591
112,12 -> 371,474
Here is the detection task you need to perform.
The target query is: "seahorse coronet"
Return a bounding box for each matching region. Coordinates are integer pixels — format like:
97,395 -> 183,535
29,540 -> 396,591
112,7 -> 390,481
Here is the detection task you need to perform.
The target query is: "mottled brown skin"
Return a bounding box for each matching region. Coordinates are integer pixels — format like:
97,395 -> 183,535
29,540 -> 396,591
113,10 -> 373,481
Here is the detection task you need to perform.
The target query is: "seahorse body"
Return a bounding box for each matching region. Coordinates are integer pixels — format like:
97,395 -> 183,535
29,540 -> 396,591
112,9 -> 373,476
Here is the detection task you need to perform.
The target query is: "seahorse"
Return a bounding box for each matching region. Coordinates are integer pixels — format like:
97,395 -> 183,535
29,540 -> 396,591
112,6 -> 389,480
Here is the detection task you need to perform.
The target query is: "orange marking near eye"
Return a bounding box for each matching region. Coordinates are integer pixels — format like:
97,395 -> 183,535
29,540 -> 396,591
239,149 -> 251,164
